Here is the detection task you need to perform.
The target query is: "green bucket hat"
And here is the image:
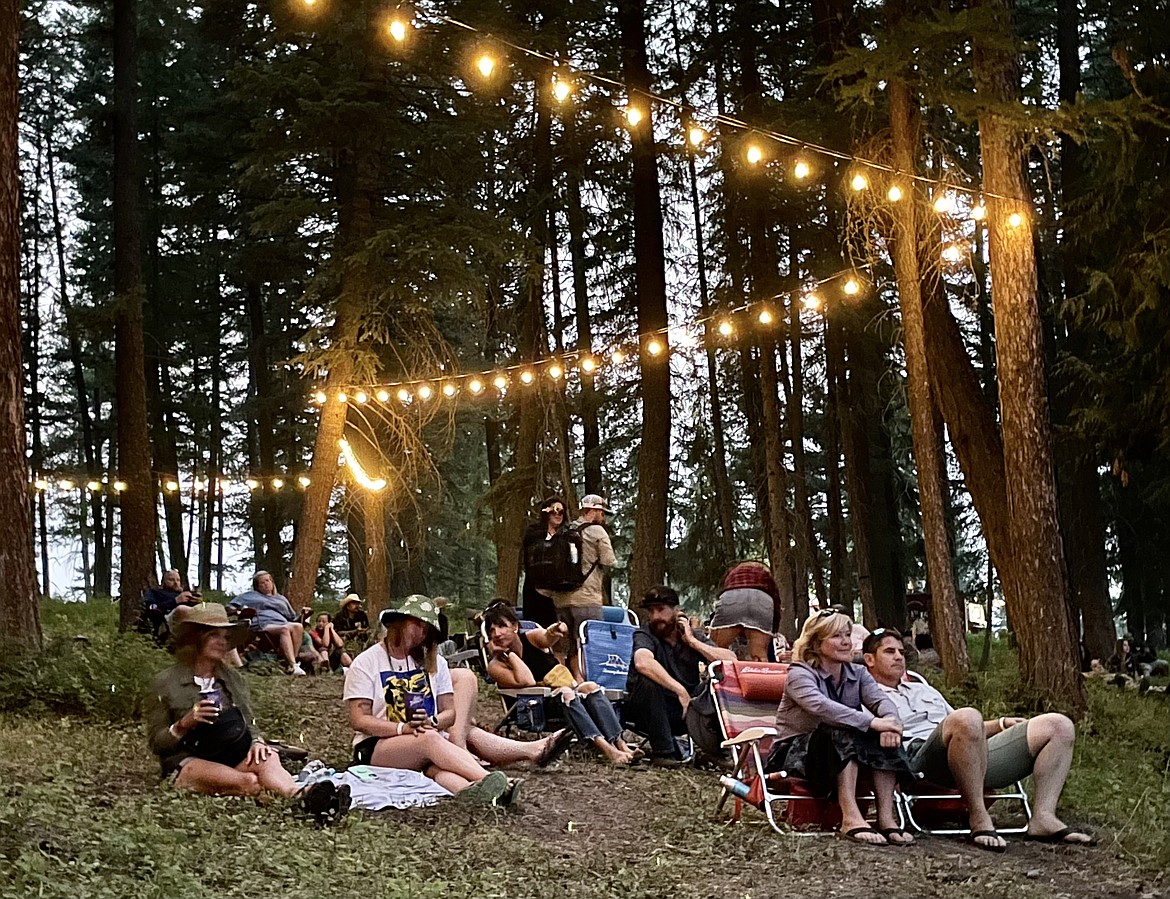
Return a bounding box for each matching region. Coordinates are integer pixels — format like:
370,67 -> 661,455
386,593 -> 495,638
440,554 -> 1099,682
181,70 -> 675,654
380,594 -> 441,636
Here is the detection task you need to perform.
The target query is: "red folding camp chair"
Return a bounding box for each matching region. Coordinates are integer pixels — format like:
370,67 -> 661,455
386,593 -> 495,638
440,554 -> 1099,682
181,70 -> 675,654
710,659 -> 886,834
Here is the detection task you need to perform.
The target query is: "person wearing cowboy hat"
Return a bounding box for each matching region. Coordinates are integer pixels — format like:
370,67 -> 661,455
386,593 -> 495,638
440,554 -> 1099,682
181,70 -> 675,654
333,594 -> 370,643
343,595 -> 573,807
144,604 -> 348,823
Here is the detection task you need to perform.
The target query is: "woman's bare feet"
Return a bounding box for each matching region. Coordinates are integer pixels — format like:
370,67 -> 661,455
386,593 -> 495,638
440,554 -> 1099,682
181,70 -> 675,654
596,739 -> 634,765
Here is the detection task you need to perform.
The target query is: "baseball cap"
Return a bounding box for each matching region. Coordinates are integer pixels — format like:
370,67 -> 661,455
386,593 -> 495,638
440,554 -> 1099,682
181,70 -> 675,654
580,494 -> 610,511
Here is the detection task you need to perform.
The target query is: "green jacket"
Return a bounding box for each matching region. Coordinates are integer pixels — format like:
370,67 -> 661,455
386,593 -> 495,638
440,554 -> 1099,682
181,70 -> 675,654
145,661 -> 261,775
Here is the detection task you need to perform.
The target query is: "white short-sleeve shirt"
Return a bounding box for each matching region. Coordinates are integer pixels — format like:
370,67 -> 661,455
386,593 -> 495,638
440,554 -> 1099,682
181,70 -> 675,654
343,643 -> 454,746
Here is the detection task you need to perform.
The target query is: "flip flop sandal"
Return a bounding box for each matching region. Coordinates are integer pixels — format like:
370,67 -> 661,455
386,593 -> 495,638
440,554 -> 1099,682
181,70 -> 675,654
1024,827 -> 1097,846
879,827 -> 914,846
536,729 -> 574,768
838,826 -> 888,846
967,829 -> 1008,853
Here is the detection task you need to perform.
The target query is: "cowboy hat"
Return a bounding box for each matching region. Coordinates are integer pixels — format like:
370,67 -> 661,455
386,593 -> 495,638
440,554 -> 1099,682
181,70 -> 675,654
340,594 -> 363,609
171,602 -> 251,649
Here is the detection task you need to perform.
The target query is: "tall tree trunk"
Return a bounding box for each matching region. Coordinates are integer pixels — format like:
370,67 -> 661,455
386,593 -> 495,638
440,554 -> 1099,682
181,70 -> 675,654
245,281 -> 284,585
198,247 -> 222,591
113,0 -> 156,629
25,131 -> 50,599
824,312 -> 847,606
972,0 -> 1086,714
887,77 -> 969,684
789,294 -> 827,607
346,490 -> 368,598
618,0 -> 671,600
364,490 -> 387,619
759,343 -> 798,638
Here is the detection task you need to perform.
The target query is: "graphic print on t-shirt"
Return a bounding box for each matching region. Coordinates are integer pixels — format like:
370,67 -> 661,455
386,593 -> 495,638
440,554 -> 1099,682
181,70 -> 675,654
380,668 -> 435,722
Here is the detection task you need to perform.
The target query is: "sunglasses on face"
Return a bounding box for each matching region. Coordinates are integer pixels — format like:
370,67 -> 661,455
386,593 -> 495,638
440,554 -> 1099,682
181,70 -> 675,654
545,506 -> 564,514
815,608 -> 838,619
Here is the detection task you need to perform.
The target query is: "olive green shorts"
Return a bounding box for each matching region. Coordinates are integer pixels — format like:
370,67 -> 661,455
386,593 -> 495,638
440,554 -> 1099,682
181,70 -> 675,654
907,718 -> 1034,789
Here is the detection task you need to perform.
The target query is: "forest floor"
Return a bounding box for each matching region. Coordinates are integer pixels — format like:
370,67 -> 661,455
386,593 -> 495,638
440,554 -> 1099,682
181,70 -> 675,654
1,624 -> 1167,899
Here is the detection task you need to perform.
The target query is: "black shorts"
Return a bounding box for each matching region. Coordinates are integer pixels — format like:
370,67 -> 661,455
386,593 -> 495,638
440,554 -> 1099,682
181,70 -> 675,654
353,736 -> 379,766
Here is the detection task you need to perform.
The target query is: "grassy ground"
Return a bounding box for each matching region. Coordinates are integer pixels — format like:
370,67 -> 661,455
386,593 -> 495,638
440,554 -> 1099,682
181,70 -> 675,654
0,602 -> 1166,899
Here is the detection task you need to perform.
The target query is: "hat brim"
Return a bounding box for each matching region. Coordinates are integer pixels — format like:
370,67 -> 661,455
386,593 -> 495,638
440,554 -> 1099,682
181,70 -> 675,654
638,599 -> 679,610
172,619 -> 251,650
379,609 -> 440,635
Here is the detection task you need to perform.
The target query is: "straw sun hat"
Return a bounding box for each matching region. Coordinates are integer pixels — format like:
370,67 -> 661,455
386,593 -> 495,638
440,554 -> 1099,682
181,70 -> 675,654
171,602 -> 251,649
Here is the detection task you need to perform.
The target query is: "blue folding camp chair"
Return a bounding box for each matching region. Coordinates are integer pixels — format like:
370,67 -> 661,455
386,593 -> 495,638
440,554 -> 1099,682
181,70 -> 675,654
599,605 -> 639,627
577,618 -> 637,700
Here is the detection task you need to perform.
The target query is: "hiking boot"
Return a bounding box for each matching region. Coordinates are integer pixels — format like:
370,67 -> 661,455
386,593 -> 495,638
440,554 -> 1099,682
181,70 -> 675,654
501,778 -> 524,807
300,781 -> 350,827
456,771 -> 508,807
650,755 -> 686,769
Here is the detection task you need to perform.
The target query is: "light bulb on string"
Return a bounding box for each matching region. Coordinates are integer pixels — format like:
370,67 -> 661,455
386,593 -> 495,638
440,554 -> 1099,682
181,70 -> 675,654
354,390 -> 368,404
548,363 -> 563,380
468,378 -> 484,395
688,126 -> 706,147
933,193 -> 955,214
718,320 -> 734,337
59,479 -> 75,491
387,16 -> 409,42
802,293 -> 822,311
476,54 -> 496,78
113,480 -> 127,492
552,78 -> 572,103
942,243 -> 964,263
646,339 -> 664,356
376,389 -> 390,402
246,478 -> 260,490
86,481 -> 101,492
581,356 -> 597,373
34,478 -> 49,491
217,479 -> 230,492
971,204 -> 987,221
337,391 -> 348,404
887,185 -> 904,202
298,475 -> 311,487
746,144 -> 763,165
493,374 -> 508,390
611,349 -> 626,364
793,160 -> 811,180
1007,211 -> 1025,228
417,383 -> 433,401
313,390 -> 327,404
625,105 -> 643,127
396,388 -> 411,403
519,370 -> 535,385
843,278 -> 861,296
758,307 -> 774,325
164,479 -> 179,492
442,382 -> 458,397
850,173 -> 868,192
272,477 -> 284,490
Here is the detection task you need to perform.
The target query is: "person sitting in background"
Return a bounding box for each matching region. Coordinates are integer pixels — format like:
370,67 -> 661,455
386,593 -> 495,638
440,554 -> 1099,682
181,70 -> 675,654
139,568 -> 201,643
484,602 -> 638,766
1107,637 -> 1137,677
709,561 -> 782,662
625,585 -> 736,766
311,612 -> 353,671
766,610 -> 912,846
334,594 -> 370,643
229,571 -> 306,676
145,603 -> 347,824
863,628 -> 1092,849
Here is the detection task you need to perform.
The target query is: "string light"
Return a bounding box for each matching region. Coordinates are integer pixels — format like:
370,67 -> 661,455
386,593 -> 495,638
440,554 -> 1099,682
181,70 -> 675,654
164,480 -> 179,492
476,54 -> 496,78
337,391 -> 348,404
34,478 -> 49,490
611,349 -> 626,364
272,477 -> 284,490
387,16 -> 409,42
548,363 -> 563,380
933,193 -> 956,215
86,481 -> 101,492
850,173 -> 868,192
646,339 -> 664,356
298,475 -> 311,487
246,478 -> 260,490
793,160 -> 811,180
314,390 -> 328,404
942,244 -> 964,263
338,438 -> 387,491
802,293 -> 822,311
887,185 -> 904,202
376,389 -> 391,402
397,388 -> 411,403
688,126 -> 706,147
1007,211 -> 1025,228
625,105 -> 643,127
971,204 -> 987,221
843,278 -> 861,296
717,320 -> 734,337
552,78 -> 571,103
113,480 -> 127,492
416,383 -> 433,400
492,374 -> 508,390
519,370 -> 535,385
758,308 -> 774,325
354,390 -> 368,404
59,479 -> 75,491
746,144 -> 764,165
581,357 -> 596,373
468,378 -> 484,394
442,382 -> 458,397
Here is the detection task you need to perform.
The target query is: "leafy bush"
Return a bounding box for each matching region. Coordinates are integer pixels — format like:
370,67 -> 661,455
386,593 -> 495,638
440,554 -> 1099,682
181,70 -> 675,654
0,629 -> 168,723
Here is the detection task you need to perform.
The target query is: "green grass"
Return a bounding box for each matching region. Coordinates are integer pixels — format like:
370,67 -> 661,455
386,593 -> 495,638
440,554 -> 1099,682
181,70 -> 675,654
0,601 -> 1166,898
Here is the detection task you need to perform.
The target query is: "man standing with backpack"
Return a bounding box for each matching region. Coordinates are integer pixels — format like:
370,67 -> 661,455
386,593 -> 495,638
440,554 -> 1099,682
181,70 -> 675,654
552,495 -> 616,679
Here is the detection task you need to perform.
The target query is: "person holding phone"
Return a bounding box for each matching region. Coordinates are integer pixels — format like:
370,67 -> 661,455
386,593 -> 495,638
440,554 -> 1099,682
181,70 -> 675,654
624,586 -> 736,767
344,595 -> 572,807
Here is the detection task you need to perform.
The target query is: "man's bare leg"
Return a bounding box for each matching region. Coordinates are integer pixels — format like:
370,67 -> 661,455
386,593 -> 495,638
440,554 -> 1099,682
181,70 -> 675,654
942,708 -> 1005,850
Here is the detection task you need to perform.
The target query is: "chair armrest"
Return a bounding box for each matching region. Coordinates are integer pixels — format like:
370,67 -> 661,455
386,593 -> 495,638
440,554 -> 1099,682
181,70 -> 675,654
498,687 -> 553,697
721,726 -> 778,748
443,649 -> 479,667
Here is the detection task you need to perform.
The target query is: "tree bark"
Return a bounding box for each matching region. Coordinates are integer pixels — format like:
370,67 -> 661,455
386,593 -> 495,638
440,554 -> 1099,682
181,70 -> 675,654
887,77 -> 969,683
113,0 -> 157,628
618,0 -> 671,601
2,0 -> 41,641
364,489 -> 387,620
971,0 -> 1086,714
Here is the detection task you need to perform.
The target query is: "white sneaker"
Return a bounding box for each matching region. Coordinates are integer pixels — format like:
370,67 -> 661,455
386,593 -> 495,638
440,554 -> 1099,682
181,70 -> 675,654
291,663 -> 307,676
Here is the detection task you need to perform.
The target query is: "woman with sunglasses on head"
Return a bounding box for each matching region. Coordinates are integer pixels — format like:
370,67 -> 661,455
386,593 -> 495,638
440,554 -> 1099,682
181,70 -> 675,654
520,495 -> 568,627
766,610 -> 913,846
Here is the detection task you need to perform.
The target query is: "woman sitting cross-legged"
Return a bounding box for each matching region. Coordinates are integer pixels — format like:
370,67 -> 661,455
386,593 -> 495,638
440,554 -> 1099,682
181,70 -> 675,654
483,601 -> 639,766
765,609 -> 913,846
145,603 -> 348,825
344,595 -> 574,808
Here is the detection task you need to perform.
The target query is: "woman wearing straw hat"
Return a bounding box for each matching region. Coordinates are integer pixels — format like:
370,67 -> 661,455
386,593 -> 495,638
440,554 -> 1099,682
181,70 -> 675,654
145,603 -> 347,823
344,595 -> 572,807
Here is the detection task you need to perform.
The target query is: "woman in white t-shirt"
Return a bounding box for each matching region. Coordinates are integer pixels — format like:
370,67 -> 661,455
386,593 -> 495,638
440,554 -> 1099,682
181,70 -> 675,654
344,595 -> 569,807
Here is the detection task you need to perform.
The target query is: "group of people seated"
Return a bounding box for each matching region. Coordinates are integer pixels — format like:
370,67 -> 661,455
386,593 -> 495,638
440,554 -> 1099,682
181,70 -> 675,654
144,564 -> 1097,845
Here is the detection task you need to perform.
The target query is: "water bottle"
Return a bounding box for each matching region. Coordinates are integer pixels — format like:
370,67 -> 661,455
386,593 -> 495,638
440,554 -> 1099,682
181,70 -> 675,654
719,775 -> 751,800
569,542 -> 579,565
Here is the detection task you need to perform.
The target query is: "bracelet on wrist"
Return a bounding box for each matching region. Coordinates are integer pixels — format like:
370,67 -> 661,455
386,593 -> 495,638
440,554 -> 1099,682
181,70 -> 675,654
169,722 -> 182,740
998,716 -> 1006,731
396,721 -> 405,736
